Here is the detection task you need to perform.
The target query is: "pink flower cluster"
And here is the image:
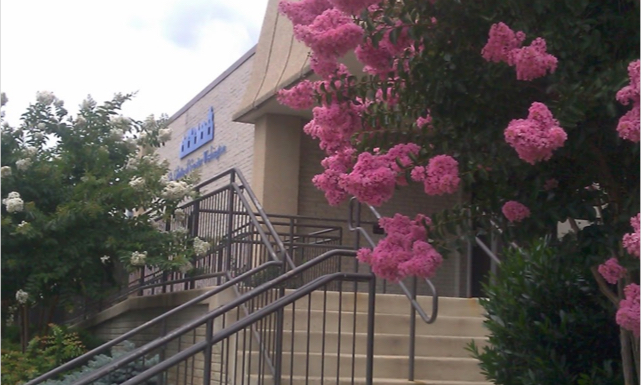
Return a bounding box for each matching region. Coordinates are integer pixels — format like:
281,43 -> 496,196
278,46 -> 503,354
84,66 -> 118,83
416,115 -> 432,129
615,60 -> 640,143
507,38 -> 558,81
410,155 -> 460,195
622,213 -> 640,258
339,151 -> 397,206
501,201 -> 530,223
304,101 -> 364,152
294,9 -> 364,63
616,283 -> 640,338
357,213 -> 442,281
312,147 -> 355,205
481,22 -> 526,63
278,0 -> 332,27
598,258 -> 627,285
355,22 -> 414,79
482,23 -> 557,81
339,143 -> 420,206
329,0 -> 379,15
504,102 -> 567,164
277,80 -> 316,110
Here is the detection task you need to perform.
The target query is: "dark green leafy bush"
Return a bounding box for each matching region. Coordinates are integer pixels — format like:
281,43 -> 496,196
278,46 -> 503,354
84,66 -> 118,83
469,239 -> 622,385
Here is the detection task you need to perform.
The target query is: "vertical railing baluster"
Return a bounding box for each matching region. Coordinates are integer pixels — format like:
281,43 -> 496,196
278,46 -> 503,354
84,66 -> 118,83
365,275 -> 376,385
409,275 -> 417,381
204,319 -> 213,385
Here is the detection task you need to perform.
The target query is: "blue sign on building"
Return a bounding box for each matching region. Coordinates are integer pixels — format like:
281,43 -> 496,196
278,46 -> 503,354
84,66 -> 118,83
179,107 -> 215,159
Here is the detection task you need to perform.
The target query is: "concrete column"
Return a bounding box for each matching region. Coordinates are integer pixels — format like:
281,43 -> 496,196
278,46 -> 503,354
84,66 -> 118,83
252,114 -> 303,215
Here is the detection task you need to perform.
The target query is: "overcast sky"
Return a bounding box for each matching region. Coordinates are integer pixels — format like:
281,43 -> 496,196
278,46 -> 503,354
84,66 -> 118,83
0,0 -> 269,126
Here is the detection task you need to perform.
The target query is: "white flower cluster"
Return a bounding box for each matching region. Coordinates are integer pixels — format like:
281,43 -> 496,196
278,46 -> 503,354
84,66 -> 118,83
3,192 -> 24,213
129,176 -> 146,191
173,208 -> 186,221
161,180 -> 191,200
17,220 -> 28,229
130,251 -> 147,266
159,175 -> 170,186
158,128 -> 172,142
16,158 -> 32,171
1,166 -> 11,177
110,115 -> 130,127
16,289 -> 29,304
109,128 -> 124,141
193,237 -> 211,256
24,146 -> 37,157
36,91 -> 56,105
101,255 -> 110,264
37,123 -> 46,129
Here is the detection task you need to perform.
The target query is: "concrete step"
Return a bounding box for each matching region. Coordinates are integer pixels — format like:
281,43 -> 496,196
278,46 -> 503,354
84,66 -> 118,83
276,331 -> 487,358
283,291 -> 485,318
254,376 -> 492,385
247,352 -> 486,382
281,310 -> 487,337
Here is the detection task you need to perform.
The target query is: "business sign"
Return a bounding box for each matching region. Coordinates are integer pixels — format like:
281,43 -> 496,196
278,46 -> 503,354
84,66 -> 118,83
170,144 -> 227,180
180,107 -> 215,159
170,106 -> 227,180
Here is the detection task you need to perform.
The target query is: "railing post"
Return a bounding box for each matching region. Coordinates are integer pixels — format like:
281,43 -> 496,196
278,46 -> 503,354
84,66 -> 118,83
409,276 -> 417,381
226,174 -> 236,274
365,274 -> 376,385
138,267 -> 144,296
203,318 -> 214,385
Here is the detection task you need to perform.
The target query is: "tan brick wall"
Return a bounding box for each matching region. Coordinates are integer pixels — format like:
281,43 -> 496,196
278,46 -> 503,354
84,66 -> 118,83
296,133 -> 469,297
156,53 -> 255,195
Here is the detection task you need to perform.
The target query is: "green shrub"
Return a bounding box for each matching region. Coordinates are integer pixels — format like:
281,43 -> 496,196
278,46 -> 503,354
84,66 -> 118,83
468,239 -> 622,385
1,324 -> 86,385
40,341 -> 160,385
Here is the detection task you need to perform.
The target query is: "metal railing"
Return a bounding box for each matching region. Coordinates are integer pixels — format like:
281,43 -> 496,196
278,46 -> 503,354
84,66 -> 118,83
69,249 -> 375,385
347,197 -> 438,381
25,262 -> 282,385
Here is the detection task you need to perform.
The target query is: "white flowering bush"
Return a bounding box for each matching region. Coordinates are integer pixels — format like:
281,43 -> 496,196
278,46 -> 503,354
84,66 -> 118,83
1,92 -> 202,333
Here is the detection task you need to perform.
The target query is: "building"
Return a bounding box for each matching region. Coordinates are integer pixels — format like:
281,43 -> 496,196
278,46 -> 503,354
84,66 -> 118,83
154,0 -> 493,298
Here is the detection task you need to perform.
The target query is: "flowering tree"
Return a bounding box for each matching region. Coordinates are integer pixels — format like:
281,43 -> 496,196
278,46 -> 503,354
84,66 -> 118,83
276,0 -> 639,381
1,92 -> 208,339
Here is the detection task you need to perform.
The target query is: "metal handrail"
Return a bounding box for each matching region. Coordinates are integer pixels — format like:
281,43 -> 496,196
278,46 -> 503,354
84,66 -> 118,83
25,261 -> 282,385
120,272 -> 376,385
71,249 -> 357,385
347,197 -> 437,382
347,198 -> 438,324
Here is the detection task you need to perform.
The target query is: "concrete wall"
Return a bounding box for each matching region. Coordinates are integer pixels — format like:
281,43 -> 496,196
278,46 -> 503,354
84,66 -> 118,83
296,134 -> 468,297
156,49 -> 256,195
80,288 -> 238,385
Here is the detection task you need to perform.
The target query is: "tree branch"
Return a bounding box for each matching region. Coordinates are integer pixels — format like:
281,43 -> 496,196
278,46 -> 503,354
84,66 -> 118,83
590,265 -> 620,305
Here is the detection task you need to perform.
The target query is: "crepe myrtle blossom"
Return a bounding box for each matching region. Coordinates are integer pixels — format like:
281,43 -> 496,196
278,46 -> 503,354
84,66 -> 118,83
173,208 -> 187,221
129,177 -> 145,191
101,255 -> 110,265
357,213 -> 442,281
543,178 -> 559,191
481,22 -> 526,63
16,289 -> 29,305
24,146 -> 37,157
130,251 -> 147,266
616,283 -> 640,338
615,60 -> 640,143
16,158 -> 32,171
1,166 -> 11,177
179,261 -> 194,274
3,191 -> 24,213
36,90 -> 56,105
410,155 -> 460,196
158,128 -> 172,142
193,237 -> 211,256
312,147 -> 355,205
278,0 -> 332,27
277,80 -> 316,110
293,8 -> 363,62
502,201 -> 530,223
598,258 -> 627,285
504,102 -> 567,164
622,213 -> 640,257
161,180 -> 191,200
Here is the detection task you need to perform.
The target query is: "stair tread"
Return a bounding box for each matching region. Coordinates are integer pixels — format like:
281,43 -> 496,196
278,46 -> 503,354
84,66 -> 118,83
273,375 -> 491,384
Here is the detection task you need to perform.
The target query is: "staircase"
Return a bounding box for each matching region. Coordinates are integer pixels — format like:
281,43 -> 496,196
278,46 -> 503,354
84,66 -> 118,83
26,168 -> 494,385
267,291 -> 490,385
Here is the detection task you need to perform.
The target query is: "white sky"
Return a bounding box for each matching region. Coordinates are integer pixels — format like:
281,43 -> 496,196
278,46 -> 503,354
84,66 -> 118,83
0,0 -> 269,126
